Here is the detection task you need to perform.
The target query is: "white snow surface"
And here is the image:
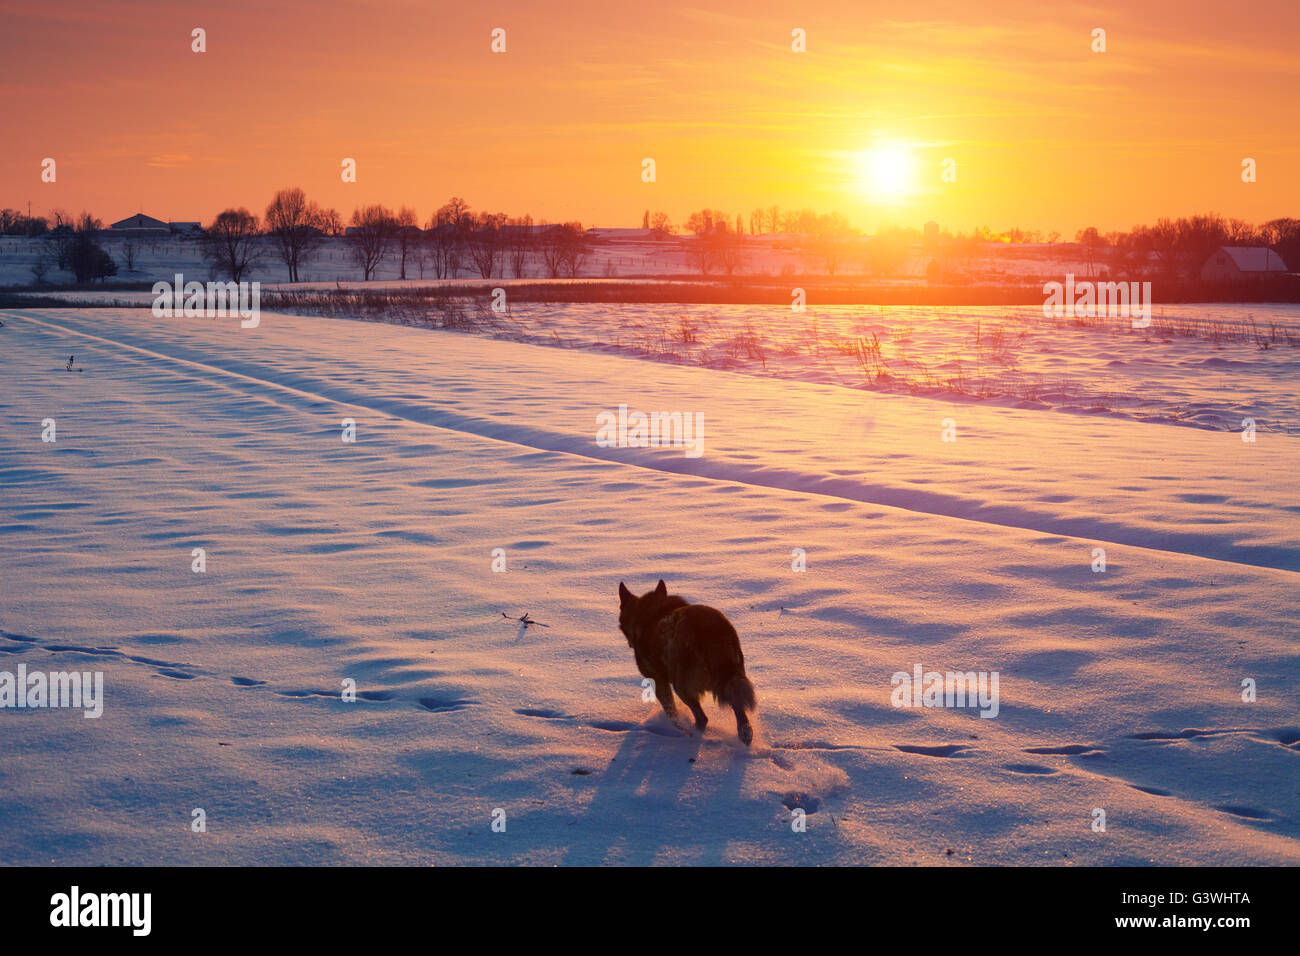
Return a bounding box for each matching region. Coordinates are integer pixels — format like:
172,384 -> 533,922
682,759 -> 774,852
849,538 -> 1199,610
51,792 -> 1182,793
0,306 -> 1296,865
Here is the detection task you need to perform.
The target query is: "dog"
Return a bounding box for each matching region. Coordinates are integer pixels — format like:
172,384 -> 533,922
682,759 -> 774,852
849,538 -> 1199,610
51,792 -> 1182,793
617,580 -> 756,745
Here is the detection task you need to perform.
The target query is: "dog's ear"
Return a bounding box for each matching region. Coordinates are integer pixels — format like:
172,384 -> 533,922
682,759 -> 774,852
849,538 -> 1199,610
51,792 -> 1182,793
654,579 -> 667,599
618,581 -> 634,606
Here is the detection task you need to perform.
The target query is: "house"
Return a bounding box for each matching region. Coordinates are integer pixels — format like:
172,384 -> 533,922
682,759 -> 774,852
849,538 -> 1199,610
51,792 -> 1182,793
109,214 -> 203,237
109,213 -> 170,236
1200,246 -> 1288,280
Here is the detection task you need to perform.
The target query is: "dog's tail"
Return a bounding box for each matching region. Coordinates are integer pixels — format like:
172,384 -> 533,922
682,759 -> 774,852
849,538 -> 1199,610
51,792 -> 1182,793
723,673 -> 756,714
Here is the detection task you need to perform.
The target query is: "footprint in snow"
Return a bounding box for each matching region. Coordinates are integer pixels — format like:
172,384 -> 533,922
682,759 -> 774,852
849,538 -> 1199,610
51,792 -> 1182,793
782,792 -> 821,814
893,744 -> 974,758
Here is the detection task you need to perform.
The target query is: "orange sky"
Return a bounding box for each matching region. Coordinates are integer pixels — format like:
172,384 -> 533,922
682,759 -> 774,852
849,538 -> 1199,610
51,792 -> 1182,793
2,0 -> 1297,234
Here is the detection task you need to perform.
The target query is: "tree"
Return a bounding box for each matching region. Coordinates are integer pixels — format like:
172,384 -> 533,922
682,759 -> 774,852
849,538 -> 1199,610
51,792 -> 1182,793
539,223 -> 587,278
319,208 -> 344,238
685,211 -> 717,273
716,226 -> 744,275
507,214 -> 534,278
642,210 -> 650,229
347,204 -> 397,281
1075,226 -> 1103,277
53,214 -> 116,283
425,197 -> 473,278
1262,218 -> 1300,270
202,208 -> 262,282
1174,214 -> 1229,278
394,206 -> 419,280
650,212 -> 673,236
560,223 -> 589,277
466,211 -> 508,278
811,212 -> 855,276
686,209 -> 727,237
265,187 -> 326,282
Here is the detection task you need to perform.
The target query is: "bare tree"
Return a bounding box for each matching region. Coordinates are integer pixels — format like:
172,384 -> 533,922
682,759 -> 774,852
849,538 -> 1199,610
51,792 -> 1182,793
319,207 -> 344,238
394,206 -> 419,280
425,222 -> 460,279
466,211 -> 507,278
686,210 -> 732,274
202,208 -> 262,282
561,223 -> 589,277
1075,227 -> 1104,278
650,212 -> 673,236
425,197 -> 472,278
539,222 -> 587,278
265,188 -> 326,282
347,204 -> 397,281
506,214 -> 534,277
811,212 -> 854,276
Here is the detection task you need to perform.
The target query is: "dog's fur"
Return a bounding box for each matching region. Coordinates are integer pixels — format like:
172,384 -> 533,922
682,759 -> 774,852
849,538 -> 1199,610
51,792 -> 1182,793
617,580 -> 757,745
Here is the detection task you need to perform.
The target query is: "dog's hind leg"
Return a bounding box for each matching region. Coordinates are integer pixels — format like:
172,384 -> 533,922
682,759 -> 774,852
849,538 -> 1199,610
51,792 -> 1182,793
733,707 -> 753,746
679,690 -> 708,734
652,678 -> 679,720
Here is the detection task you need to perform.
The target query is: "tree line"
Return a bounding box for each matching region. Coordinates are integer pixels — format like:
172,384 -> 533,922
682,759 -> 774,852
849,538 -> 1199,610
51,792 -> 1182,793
203,190 -> 592,283
8,196 -> 1300,285
1073,215 -> 1300,280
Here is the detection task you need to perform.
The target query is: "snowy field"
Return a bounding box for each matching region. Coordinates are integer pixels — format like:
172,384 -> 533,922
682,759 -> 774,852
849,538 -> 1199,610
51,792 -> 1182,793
0,305 -> 1297,865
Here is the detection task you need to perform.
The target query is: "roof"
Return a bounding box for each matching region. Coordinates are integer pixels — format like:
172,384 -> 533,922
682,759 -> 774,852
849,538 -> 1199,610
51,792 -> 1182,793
110,213 -> 168,230
1209,246 -> 1288,272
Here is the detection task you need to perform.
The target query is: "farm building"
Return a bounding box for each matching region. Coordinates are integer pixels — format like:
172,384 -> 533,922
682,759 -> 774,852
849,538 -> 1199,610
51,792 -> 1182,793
1200,246 -> 1289,280
109,214 -> 202,237
109,213 -> 170,236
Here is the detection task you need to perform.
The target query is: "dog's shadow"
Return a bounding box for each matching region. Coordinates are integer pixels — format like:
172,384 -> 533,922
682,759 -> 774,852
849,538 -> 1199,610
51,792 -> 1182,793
562,709 -> 755,865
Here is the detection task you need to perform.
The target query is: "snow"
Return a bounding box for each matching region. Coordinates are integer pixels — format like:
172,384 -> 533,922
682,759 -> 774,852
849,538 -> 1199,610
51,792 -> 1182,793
0,305 -> 1296,865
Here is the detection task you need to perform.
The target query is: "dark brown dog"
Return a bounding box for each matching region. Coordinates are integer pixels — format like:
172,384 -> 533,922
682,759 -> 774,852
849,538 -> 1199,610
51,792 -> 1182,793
617,580 -> 756,745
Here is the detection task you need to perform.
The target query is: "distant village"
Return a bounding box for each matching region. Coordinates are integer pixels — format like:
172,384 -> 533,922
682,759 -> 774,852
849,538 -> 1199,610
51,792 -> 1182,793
0,199 -> 1295,296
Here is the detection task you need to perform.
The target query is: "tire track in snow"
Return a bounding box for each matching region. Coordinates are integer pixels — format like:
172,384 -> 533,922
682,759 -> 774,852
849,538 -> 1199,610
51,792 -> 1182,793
9,310 -> 1298,575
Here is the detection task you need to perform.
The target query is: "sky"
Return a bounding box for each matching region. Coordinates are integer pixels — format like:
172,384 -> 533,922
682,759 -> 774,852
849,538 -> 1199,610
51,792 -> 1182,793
1,0 -> 1297,235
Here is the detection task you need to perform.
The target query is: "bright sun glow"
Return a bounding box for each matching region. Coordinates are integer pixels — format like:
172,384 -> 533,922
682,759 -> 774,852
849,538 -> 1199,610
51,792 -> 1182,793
855,143 -> 917,203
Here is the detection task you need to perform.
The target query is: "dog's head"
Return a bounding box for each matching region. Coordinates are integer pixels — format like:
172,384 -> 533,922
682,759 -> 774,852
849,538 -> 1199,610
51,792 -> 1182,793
617,579 -> 668,645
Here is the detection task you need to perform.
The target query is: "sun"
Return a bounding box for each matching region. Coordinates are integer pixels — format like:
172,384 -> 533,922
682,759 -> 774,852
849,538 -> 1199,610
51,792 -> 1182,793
854,142 -> 917,203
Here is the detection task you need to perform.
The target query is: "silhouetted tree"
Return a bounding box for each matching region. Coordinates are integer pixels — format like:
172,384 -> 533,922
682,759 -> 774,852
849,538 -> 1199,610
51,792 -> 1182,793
54,214 -> 116,283
466,211 -> 507,278
347,204 -> 397,281
394,206 -> 419,280
811,212 -> 854,276
506,214 -> 534,278
202,208 -> 262,282
539,223 -> 587,278
425,197 -> 473,278
265,188 -> 326,282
